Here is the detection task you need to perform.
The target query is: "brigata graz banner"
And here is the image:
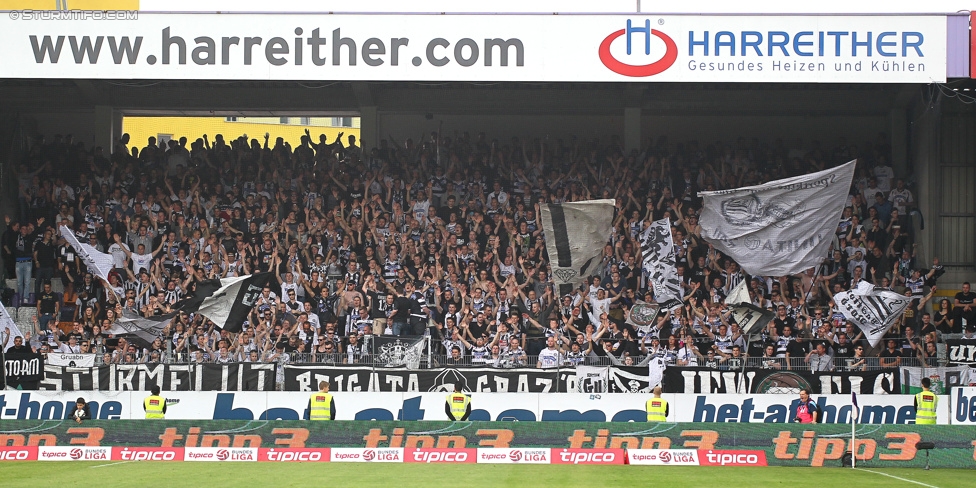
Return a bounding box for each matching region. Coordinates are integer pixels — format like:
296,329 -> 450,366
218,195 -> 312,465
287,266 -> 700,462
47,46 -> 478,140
283,365 -> 568,392
664,367 -> 901,395
284,364 -> 661,393
0,420 -> 973,468
0,14 -> 947,83
38,363 -> 275,391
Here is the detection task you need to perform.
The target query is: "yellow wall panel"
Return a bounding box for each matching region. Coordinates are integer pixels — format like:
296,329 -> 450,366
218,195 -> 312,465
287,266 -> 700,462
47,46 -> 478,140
122,116 -> 359,151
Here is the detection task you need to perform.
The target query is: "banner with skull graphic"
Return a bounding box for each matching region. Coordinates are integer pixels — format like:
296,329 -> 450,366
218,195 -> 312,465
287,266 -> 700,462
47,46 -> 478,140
699,160 -> 856,276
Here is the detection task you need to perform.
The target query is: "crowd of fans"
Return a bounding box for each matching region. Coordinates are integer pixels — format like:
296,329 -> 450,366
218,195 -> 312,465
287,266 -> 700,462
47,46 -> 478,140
3,128 -> 974,374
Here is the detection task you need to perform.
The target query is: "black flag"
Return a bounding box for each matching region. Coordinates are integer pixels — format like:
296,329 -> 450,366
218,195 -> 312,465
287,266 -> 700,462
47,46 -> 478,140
194,273 -> 273,332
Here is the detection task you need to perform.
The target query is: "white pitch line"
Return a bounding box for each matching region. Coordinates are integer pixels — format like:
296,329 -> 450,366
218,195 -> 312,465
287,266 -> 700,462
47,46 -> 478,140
90,461 -> 133,469
856,468 -> 940,488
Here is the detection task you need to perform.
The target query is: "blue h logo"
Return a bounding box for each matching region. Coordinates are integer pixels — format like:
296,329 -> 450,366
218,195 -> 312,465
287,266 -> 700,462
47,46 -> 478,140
626,19 -> 652,55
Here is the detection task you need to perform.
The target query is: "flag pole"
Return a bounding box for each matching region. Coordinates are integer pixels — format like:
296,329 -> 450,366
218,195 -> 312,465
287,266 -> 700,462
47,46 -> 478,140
850,409 -> 856,468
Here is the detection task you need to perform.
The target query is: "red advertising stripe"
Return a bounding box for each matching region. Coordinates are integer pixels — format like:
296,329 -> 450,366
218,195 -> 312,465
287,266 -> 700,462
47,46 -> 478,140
113,447 -> 183,461
38,446 -> 112,461
330,448 -> 404,463
0,446 -> 38,461
698,450 -> 768,467
258,448 -> 330,462
405,448 -> 477,464
626,449 -> 700,466
183,447 -> 257,462
476,448 -> 551,464
971,12 -> 975,79
550,448 -> 625,465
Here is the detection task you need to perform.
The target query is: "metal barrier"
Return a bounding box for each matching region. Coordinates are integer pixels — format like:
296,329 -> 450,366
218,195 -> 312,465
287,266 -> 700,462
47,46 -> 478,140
105,351 -> 942,372
75,328 -> 952,375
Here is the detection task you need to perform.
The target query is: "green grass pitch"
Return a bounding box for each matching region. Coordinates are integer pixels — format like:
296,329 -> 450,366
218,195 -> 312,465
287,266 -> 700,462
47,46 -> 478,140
0,463 -> 971,487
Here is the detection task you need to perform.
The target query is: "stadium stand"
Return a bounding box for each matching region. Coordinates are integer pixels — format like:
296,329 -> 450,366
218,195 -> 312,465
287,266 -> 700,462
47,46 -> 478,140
2,128 -> 970,387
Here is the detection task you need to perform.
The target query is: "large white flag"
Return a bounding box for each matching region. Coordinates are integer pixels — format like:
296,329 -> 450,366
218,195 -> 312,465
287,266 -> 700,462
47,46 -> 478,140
539,199 -> 615,296
60,225 -> 115,284
699,160 -> 856,276
834,281 -> 912,347
639,218 -> 683,308
0,300 -> 25,352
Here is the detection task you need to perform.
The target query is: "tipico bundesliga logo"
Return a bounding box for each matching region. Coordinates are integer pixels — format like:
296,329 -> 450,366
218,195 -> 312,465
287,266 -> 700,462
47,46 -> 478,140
599,19 -> 678,77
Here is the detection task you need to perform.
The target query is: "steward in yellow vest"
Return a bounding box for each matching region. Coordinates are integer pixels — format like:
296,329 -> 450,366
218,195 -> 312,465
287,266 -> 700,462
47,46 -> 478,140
445,384 -> 471,421
646,386 -> 669,422
308,381 -> 336,420
144,386 -> 166,419
914,377 -> 938,425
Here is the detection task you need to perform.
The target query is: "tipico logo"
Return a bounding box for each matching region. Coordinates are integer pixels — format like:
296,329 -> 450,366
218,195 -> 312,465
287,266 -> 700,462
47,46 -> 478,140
599,19 -> 678,77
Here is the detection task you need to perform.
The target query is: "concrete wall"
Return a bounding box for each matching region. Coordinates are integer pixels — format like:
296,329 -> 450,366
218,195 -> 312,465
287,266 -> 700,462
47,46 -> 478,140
25,111 -> 97,148
377,113 -> 624,147
376,113 -> 887,149
642,114 -> 887,148
20,109 -> 888,154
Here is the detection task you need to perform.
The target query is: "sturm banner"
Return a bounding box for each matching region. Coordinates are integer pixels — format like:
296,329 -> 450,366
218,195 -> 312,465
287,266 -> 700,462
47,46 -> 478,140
38,363 -> 275,391
30,363 -> 906,395
663,367 -> 901,395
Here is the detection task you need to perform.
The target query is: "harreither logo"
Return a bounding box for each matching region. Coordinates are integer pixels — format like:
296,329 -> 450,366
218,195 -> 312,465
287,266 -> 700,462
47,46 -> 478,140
599,19 -> 678,77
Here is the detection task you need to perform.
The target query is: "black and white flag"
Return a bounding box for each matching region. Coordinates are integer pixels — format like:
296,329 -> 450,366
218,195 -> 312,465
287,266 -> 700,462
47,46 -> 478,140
639,218 -> 683,308
60,225 -> 115,287
539,199 -> 615,296
47,353 -> 97,367
835,281 -> 912,347
194,273 -> 273,333
726,279 -> 776,335
946,339 -> 976,365
107,311 -> 175,348
370,336 -> 427,368
626,300 -> 661,336
574,365 -> 609,393
699,160 -> 856,276
3,347 -> 45,384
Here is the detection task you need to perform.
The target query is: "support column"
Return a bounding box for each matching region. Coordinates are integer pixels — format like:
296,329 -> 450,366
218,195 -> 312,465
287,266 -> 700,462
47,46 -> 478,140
113,110 -> 124,152
359,106 -> 378,154
624,107 -> 642,154
94,105 -> 115,154
889,108 -> 908,177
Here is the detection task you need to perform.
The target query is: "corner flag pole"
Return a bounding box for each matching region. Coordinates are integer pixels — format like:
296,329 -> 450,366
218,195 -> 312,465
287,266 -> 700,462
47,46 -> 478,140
851,391 -> 859,468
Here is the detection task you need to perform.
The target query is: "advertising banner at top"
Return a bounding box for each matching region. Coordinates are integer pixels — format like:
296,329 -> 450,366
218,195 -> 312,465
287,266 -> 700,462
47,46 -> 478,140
4,1 -> 971,15
0,13 -> 947,82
